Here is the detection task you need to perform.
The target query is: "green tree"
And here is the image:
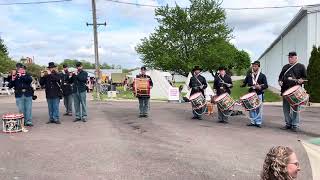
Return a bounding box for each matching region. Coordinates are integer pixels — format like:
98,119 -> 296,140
0,37 -> 9,57
232,50 -> 251,75
306,46 -> 320,102
25,63 -> 42,78
0,37 -> 16,73
100,62 -> 111,69
136,0 -> 242,76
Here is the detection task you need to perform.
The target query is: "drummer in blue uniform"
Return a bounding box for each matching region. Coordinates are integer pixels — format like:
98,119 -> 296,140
188,66 -> 207,120
241,61 -> 268,128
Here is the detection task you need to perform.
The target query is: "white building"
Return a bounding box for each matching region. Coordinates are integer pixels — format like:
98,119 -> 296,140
258,5 -> 320,90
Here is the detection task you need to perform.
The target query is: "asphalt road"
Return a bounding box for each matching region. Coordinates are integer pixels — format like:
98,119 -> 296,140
0,98 -> 318,180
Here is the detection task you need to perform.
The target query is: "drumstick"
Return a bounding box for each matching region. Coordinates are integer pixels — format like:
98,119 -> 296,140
250,84 -> 264,89
288,77 -> 308,82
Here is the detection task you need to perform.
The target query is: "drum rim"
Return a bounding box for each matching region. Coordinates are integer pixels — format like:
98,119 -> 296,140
240,92 -> 257,100
283,85 -> 301,96
189,92 -> 203,100
214,93 -> 228,102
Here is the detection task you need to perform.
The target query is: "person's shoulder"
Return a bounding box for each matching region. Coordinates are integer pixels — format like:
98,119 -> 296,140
297,63 -> 306,68
283,64 -> 291,68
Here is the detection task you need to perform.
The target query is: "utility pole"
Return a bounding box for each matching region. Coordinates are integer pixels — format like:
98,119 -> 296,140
87,0 -> 106,97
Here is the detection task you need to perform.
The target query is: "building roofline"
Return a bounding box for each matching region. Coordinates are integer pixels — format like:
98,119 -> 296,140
257,4 -> 320,61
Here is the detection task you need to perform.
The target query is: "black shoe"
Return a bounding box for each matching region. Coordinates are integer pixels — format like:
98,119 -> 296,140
255,124 -> 262,128
247,123 -> 256,127
144,114 -> 148,118
26,123 -> 34,127
218,121 -> 228,124
63,113 -> 69,116
82,119 -> 87,122
139,114 -> 144,118
54,121 -> 61,124
291,127 -> 298,132
280,125 -> 291,130
46,121 -> 53,124
73,118 -> 81,122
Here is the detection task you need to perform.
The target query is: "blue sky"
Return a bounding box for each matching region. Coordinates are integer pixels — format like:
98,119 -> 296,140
0,0 -> 318,68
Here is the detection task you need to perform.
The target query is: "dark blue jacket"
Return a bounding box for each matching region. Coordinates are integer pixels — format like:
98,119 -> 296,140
60,71 -> 73,96
242,72 -> 268,95
40,72 -> 62,99
8,74 -> 33,98
70,70 -> 88,93
188,75 -> 207,96
214,74 -> 233,96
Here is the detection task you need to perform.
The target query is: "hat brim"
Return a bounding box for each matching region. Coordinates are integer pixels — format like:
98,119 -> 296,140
193,68 -> 203,71
47,65 -> 57,68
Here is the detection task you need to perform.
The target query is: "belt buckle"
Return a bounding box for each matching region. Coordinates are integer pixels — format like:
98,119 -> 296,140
21,89 -> 26,92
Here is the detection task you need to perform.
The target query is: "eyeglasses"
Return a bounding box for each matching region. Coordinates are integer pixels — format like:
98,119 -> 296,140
288,162 -> 300,167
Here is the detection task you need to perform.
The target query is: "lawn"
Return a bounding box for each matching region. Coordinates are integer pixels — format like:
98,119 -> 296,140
230,80 -> 281,102
174,80 -> 281,102
93,81 -> 281,102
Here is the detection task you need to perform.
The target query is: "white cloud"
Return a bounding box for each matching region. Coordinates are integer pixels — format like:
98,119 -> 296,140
1,0 -> 319,68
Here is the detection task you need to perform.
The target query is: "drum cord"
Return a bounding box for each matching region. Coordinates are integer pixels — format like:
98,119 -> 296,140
244,104 -> 263,122
217,104 -> 234,117
289,96 -> 309,113
193,106 -> 208,116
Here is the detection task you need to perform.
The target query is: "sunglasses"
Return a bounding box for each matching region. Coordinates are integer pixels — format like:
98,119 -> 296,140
289,162 -> 300,167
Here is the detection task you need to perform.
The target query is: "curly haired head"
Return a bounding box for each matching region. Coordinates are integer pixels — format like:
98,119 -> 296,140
261,146 -> 294,180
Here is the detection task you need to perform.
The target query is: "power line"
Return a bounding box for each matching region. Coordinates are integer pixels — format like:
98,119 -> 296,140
104,0 -> 317,10
0,0 -> 72,6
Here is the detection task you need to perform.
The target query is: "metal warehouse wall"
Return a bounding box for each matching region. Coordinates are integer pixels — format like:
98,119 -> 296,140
259,15 -> 309,90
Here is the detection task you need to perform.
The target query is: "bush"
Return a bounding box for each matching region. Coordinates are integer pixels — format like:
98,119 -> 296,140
305,46 -> 320,102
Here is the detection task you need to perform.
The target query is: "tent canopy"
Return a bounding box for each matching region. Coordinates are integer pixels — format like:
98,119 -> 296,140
146,70 -> 172,100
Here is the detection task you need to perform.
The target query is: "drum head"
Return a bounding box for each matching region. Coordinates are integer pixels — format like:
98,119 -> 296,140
214,93 -> 227,102
189,92 -> 202,100
240,92 -> 256,100
283,85 -> 300,96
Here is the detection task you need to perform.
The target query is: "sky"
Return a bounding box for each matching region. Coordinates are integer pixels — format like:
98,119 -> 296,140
0,0 -> 319,68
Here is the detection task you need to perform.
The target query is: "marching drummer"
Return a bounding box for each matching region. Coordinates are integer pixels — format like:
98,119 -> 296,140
188,66 -> 207,120
214,66 -> 233,123
241,61 -> 268,128
136,66 -> 153,118
278,52 -> 307,132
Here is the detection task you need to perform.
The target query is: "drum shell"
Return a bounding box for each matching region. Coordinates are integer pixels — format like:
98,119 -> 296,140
134,78 -> 151,96
189,93 -> 206,110
283,86 -> 309,106
240,93 -> 261,111
214,93 -> 235,111
2,113 -> 24,133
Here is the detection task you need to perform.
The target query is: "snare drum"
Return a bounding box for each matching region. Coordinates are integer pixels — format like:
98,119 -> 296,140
2,113 -> 24,133
189,92 -> 206,110
240,92 -> 261,111
134,78 -> 151,96
283,85 -> 309,106
214,93 -> 235,111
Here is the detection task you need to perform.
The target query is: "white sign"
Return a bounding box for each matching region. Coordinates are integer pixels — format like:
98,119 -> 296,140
168,87 -> 180,101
